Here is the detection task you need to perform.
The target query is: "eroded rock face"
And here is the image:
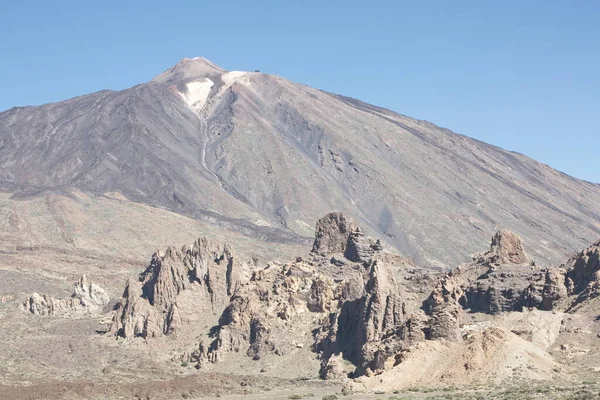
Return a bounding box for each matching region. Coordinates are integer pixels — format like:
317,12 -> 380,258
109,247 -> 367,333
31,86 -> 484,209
22,275 -> 110,317
566,240 -> 600,294
488,230 -> 529,265
203,261 -> 338,365
446,234 -> 600,316
111,216 -> 600,382
519,267 -> 569,311
516,240 -> 600,312
456,230 -> 540,314
562,241 -> 600,310
311,213 -> 382,264
177,213 -> 431,376
315,255 -> 430,378
110,237 -> 244,339
311,212 -> 356,255
344,228 -> 381,263
105,213 -> 600,382
423,274 -> 463,341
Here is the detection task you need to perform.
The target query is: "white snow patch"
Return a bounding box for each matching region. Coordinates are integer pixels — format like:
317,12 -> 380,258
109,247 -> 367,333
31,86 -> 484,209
179,78 -> 214,112
212,71 -> 250,101
221,71 -> 248,86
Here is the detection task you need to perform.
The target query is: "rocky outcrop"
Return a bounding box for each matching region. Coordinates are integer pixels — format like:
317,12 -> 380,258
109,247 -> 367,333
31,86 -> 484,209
315,256 -> 429,378
518,267 -> 569,311
489,230 -> 529,265
22,275 -> 110,317
311,213 -> 382,263
353,259 -> 422,374
344,228 -> 382,263
116,214 -> 585,381
422,274 -> 463,341
562,240 -> 600,311
311,212 -> 356,255
202,261 -> 337,365
566,240 -> 600,294
517,240 -> 600,312
103,214 -> 600,384
449,235 -> 600,315
178,213 -> 429,376
456,230 -> 540,314
110,237 -> 244,339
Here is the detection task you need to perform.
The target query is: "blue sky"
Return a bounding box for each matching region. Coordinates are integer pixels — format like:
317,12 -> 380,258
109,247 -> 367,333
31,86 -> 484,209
1,1 -> 598,182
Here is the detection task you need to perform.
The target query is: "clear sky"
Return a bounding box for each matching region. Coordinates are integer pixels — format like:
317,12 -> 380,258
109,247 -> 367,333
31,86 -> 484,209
1,1 -> 598,182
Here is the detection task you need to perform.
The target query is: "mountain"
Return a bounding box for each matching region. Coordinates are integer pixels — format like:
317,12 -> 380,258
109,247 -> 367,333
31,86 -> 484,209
1,57 -> 600,268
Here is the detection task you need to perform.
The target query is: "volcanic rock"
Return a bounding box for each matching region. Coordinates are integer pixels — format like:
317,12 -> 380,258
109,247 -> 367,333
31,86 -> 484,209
566,240 -> 600,294
422,274 -> 463,341
110,237 -> 244,338
482,230 -> 529,266
205,260 -> 337,364
311,212 -> 356,256
456,230 -> 540,313
22,275 -> 110,317
517,240 -> 600,312
315,255 -> 430,378
564,240 -> 600,310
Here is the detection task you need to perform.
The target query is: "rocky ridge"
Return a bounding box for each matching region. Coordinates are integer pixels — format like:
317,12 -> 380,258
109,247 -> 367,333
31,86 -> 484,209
109,237 -> 247,339
108,212 -> 600,383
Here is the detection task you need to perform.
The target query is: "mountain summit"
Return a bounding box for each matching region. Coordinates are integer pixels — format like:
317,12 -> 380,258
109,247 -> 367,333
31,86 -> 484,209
1,58 -> 599,267
153,57 -> 226,84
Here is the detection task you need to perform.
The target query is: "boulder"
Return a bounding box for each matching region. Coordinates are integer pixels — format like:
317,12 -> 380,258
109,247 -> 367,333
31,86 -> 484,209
344,227 -> 379,263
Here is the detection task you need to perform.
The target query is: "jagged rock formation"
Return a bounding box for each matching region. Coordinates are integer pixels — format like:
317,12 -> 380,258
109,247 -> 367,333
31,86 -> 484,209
442,233 -> 600,317
448,230 -> 541,313
308,215 -> 433,377
164,213 -> 433,377
200,260 -> 337,365
22,275 -> 109,317
110,237 -> 245,338
106,213 -> 600,384
488,230 -> 529,265
344,228 -> 382,263
312,212 -> 356,255
520,240 -> 600,313
518,267 -> 569,311
311,212 -> 382,263
422,274 -> 463,341
566,240 -> 600,297
315,256 -> 429,378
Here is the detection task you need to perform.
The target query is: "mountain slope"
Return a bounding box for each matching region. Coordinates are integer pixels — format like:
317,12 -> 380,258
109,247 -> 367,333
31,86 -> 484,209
1,57 -> 599,267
